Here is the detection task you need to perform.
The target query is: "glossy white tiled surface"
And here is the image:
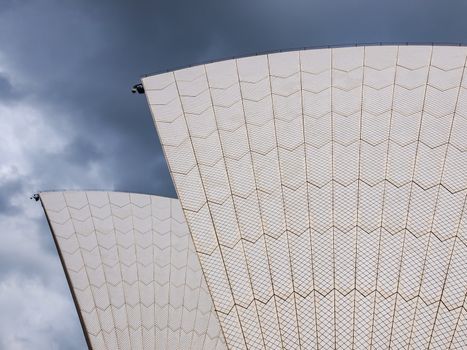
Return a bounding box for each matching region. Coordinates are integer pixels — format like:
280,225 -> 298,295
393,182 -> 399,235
144,45 -> 467,349
40,191 -> 226,350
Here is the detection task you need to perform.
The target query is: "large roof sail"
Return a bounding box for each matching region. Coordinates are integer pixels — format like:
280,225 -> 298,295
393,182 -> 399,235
143,45 -> 467,349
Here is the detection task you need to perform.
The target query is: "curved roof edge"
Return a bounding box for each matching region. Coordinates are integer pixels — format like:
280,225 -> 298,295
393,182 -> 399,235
141,41 -> 467,78
37,189 -> 178,199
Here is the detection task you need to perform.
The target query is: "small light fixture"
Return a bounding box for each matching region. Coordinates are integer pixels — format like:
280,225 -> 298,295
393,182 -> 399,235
131,84 -> 145,94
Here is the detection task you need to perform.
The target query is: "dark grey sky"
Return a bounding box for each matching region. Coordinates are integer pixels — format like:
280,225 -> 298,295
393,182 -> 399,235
1,0 -> 467,348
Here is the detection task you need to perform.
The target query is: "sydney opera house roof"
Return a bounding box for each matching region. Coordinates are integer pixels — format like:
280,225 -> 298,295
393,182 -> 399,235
40,45 -> 467,349
40,191 -> 226,350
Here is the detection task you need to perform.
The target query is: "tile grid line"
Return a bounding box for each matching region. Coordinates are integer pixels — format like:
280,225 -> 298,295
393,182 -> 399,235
128,195 -> 145,349
330,47 -> 338,349
235,57 -> 287,349
448,293 -> 467,349
185,203 -> 207,349
391,51 -> 465,346
361,45 -> 401,349
152,126 -> 464,159
39,195 -> 94,350
200,289 -> 217,348
174,198 -> 199,349
69,194 -> 110,348
85,192 -> 121,350
350,46 -> 367,350
389,47 -> 434,344
366,45 -> 427,349
172,70 -> 250,349
267,53 -> 303,349
428,194 -> 467,349
66,194 -> 109,349
164,196 -> 173,348
413,54 -> 467,349
203,63 -> 268,350
142,77 -> 231,349
150,196 -> 157,349
184,198 -> 215,349
107,192 -> 134,349
298,50 -> 321,348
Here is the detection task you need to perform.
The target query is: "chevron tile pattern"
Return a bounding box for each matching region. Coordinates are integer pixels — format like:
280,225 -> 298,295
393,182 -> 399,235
40,191 -> 227,350
143,45 -> 467,349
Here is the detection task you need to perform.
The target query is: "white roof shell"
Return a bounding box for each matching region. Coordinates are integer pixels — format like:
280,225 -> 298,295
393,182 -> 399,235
40,191 -> 226,350
143,45 -> 467,349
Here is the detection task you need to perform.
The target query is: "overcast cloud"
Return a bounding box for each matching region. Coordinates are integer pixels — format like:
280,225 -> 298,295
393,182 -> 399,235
1,0 -> 467,348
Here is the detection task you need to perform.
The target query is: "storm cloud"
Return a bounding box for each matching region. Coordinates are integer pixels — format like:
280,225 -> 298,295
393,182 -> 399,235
1,0 -> 467,348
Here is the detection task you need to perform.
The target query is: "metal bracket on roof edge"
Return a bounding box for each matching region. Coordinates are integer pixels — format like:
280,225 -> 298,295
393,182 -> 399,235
30,194 -> 40,201
131,83 -> 145,94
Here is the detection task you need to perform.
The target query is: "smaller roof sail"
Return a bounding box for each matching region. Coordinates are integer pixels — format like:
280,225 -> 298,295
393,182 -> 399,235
40,191 -> 226,350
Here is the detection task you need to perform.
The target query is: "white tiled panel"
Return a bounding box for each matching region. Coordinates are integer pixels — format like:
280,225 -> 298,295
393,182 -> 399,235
40,191 -> 226,350
143,45 -> 467,349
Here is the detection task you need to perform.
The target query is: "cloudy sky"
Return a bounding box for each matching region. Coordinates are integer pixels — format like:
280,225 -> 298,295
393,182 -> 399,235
1,0 -> 467,348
